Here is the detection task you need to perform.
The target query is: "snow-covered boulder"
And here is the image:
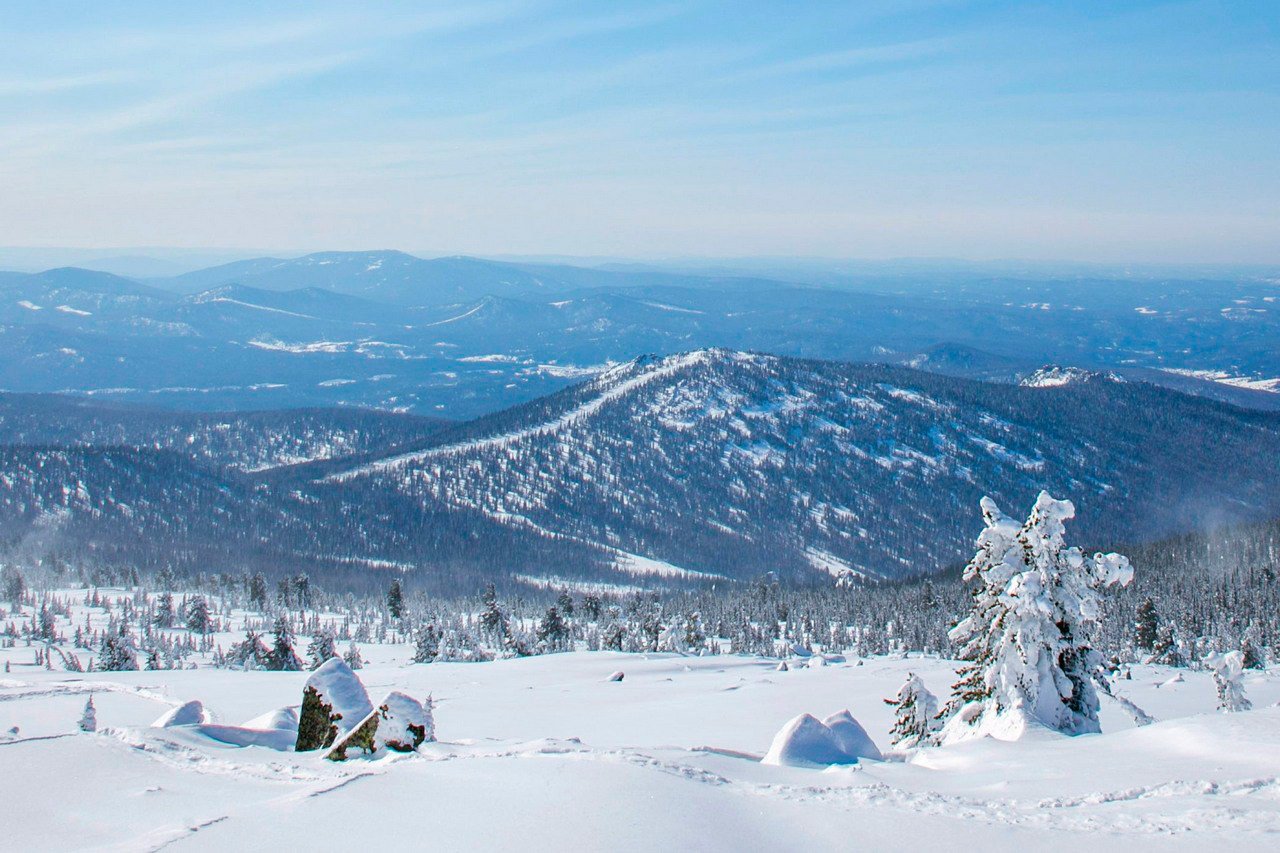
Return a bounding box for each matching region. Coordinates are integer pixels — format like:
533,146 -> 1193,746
762,711 -> 881,768
375,692 -> 434,752
152,700 -> 212,728
295,658 -> 373,752
326,692 -> 434,761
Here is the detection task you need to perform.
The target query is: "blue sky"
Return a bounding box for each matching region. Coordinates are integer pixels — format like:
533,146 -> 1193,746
1,1 -> 1277,262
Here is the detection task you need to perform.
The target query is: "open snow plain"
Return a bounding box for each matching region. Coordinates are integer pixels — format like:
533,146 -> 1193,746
2,624 -> 1279,851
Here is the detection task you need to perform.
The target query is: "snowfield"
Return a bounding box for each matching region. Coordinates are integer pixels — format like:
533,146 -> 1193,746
2,641 -> 1279,851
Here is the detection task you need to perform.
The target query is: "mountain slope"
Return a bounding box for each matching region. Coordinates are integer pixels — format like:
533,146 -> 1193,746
318,350 -> 1280,583
0,393 -> 449,471
158,252 -> 574,305
4,350 -> 1280,589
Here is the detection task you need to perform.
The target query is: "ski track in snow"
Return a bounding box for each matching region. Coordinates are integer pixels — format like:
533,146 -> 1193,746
115,733 -> 1280,843
327,351 -> 714,480
0,679 -> 180,706
422,300 -> 488,327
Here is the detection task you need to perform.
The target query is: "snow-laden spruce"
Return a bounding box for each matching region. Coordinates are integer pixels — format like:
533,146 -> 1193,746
940,492 -> 1133,742
884,673 -> 939,748
1208,651 -> 1252,712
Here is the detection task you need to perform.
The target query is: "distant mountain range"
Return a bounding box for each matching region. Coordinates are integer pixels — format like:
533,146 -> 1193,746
1,251 -> 1277,417
4,350 -> 1279,592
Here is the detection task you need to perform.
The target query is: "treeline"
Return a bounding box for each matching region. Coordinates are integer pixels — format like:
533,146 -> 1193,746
2,510 -> 1275,673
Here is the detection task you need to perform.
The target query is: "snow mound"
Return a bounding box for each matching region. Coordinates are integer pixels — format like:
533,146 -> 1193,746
242,706 -> 299,731
152,700 -> 212,728
822,710 -> 882,761
762,710 -> 881,767
189,724 -> 297,751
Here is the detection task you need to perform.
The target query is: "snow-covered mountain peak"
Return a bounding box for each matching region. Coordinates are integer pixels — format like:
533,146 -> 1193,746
1019,365 -> 1121,388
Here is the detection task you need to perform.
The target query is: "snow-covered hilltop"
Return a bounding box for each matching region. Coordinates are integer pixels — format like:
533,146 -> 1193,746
319,348 -> 1280,586
3,348 -> 1280,589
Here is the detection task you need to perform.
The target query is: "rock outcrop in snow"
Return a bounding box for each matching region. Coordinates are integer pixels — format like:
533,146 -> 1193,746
295,658 -> 373,752
327,691 -> 434,761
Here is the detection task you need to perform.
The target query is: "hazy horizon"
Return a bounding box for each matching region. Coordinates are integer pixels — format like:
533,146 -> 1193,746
3,2 -> 1278,264
2,244 -> 1279,281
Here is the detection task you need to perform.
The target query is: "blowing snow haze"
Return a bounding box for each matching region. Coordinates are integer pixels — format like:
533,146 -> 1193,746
2,3 -> 1280,851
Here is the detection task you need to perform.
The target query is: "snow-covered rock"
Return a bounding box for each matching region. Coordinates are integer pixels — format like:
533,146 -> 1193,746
295,658 -> 373,752
375,692 -> 434,752
326,691 -> 433,761
1019,365 -> 1113,388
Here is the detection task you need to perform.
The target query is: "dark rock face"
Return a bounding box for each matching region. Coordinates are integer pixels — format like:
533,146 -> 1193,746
295,685 -> 339,752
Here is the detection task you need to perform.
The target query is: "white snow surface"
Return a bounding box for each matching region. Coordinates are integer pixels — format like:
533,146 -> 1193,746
2,597 -> 1280,849
1163,367 -> 1280,394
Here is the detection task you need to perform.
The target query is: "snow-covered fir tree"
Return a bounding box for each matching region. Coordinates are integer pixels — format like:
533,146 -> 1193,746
267,615 -> 302,671
939,496 -> 1021,727
1209,651 -> 1252,712
1240,629 -> 1266,670
226,630 -> 270,669
1028,494 -> 1134,734
940,492 -> 1133,741
185,596 -> 212,635
1134,598 -> 1158,651
386,580 -> 404,620
78,696 -> 96,733
1148,624 -> 1187,667
96,625 -> 138,672
536,605 -> 570,652
884,672 -> 939,748
306,628 -> 338,670
412,624 -> 442,664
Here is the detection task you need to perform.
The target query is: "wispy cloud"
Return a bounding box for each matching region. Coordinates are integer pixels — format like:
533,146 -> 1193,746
0,70 -> 136,97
